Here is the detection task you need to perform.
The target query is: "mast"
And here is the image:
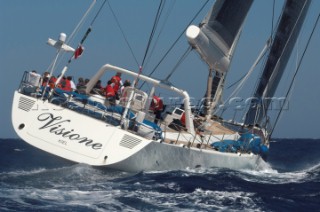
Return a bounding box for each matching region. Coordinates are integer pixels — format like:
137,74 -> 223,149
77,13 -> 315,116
244,0 -> 311,127
186,0 -> 253,121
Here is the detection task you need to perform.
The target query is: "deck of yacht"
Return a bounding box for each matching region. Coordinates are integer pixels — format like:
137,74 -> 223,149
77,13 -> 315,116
160,117 -> 237,150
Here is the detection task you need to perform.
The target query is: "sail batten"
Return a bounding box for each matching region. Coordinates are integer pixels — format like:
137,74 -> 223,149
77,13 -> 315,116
244,0 -> 311,127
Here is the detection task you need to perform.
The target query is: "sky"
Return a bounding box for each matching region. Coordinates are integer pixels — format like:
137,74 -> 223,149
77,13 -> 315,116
1,0 -> 320,139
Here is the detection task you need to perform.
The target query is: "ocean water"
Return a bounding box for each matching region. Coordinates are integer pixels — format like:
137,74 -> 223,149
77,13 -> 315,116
0,138 -> 319,211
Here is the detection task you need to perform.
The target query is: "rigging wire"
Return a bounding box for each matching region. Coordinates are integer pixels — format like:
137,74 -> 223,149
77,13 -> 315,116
133,0 -> 166,87
75,0 -> 108,47
220,1 -> 283,120
164,46 -> 192,81
46,0 -> 107,99
248,0 -> 283,98
216,39 -> 271,118
107,1 -> 140,68
141,0 -> 165,68
139,0 -> 210,89
45,0 -> 97,73
68,0 -> 107,63
269,10 -> 320,138
258,0 -> 311,129
225,0 -> 277,93
66,0 -> 108,65
239,1 -> 304,124
67,0 -> 97,45
58,1 -> 107,72
225,40 -> 271,101
271,0 -> 275,38
226,74 -> 246,90
90,0 -> 107,26
144,0 -> 177,69
67,0 -> 109,64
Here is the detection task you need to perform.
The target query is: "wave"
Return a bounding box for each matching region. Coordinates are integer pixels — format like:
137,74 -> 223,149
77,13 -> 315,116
297,162 -> 320,174
0,168 -> 47,178
0,183 -> 261,211
140,159 -> 320,187
231,160 -> 320,185
0,162 -> 319,211
0,187 -> 129,211
1,138 -> 319,211
239,169 -> 309,184
3,163 -> 119,177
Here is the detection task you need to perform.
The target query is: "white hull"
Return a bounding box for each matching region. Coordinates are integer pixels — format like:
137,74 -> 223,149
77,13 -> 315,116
108,142 -> 263,172
12,91 -> 263,172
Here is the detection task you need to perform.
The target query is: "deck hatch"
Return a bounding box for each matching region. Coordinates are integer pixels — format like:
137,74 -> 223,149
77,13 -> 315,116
119,134 -> 142,149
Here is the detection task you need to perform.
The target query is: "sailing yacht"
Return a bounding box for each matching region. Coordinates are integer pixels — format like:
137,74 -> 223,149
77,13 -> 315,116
11,0 -> 312,172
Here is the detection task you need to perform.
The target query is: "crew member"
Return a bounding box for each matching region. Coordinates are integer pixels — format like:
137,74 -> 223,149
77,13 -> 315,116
110,72 -> 122,99
180,112 -> 186,127
59,76 -> 72,92
150,95 -> 164,124
105,80 -> 116,105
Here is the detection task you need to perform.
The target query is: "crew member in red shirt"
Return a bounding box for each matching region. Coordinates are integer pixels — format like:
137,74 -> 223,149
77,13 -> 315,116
49,76 -> 57,89
110,72 -> 122,99
105,80 -> 116,105
150,95 -> 164,124
180,112 -> 186,127
58,76 -> 72,92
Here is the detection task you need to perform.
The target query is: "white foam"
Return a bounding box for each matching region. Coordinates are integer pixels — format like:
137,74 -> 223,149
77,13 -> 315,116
301,162 -> 320,173
14,148 -> 24,151
190,188 -> 260,210
0,187 -> 126,211
0,168 -> 47,178
238,166 -> 310,184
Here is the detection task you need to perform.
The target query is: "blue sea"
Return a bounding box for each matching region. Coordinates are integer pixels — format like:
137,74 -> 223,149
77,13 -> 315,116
0,138 -> 319,211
